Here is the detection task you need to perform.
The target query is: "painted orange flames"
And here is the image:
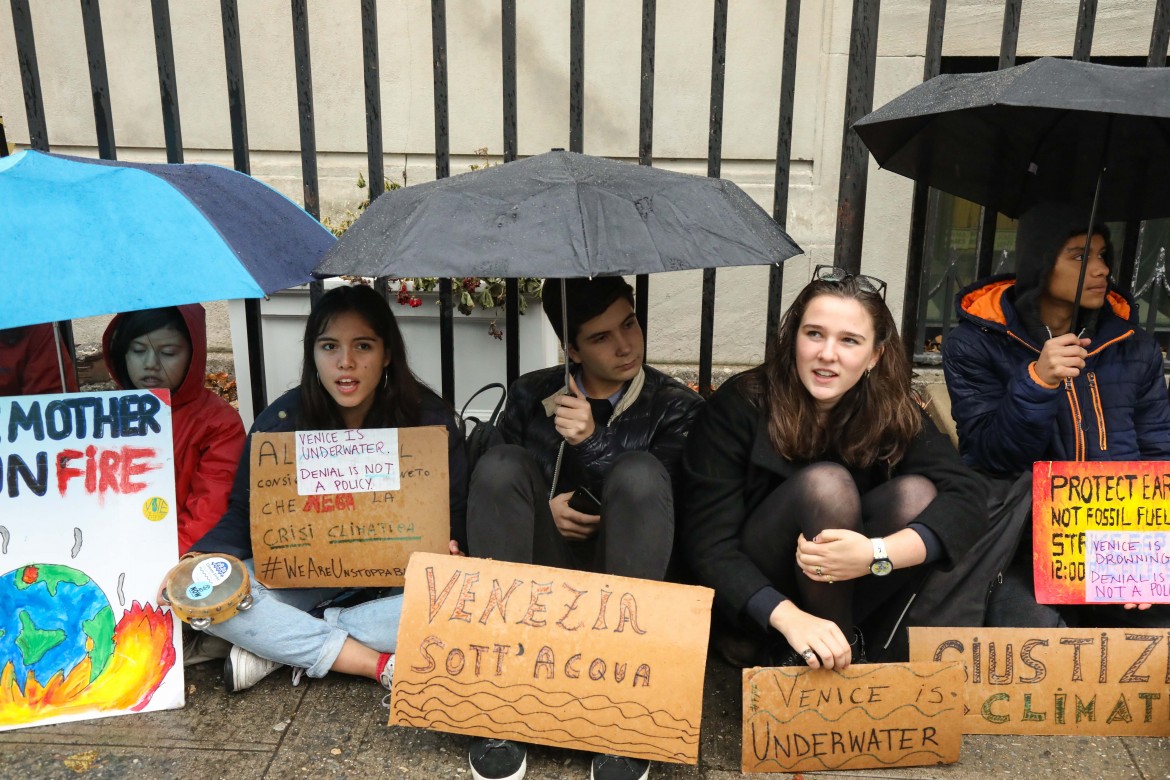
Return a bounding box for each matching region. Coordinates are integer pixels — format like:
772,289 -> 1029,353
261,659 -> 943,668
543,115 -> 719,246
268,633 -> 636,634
0,603 -> 176,723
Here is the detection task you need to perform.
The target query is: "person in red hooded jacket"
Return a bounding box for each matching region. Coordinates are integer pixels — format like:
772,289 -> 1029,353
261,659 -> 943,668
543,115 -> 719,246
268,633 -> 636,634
103,305 -> 245,554
0,323 -> 79,396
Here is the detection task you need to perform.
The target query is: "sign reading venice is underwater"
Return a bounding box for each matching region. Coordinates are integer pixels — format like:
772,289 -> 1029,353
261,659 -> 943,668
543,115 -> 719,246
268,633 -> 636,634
0,390 -> 183,731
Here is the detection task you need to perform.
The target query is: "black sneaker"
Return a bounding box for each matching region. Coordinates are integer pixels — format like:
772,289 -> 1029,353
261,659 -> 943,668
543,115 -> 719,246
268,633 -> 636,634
591,754 -> 650,780
469,738 -> 526,780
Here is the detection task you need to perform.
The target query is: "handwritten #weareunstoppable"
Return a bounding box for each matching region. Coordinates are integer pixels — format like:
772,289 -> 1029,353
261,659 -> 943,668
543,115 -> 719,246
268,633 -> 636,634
295,428 -> 400,496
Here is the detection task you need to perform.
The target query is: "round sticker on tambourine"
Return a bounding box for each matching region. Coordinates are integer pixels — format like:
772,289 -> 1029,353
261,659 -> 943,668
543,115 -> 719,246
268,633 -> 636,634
163,553 -> 253,630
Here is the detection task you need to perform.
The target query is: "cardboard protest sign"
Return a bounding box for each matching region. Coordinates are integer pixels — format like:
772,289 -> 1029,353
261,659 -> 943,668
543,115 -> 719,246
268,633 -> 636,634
390,552 -> 714,764
1033,461 -> 1170,604
0,390 -> 183,731
911,627 -> 1170,736
249,427 -> 450,588
742,662 -> 963,773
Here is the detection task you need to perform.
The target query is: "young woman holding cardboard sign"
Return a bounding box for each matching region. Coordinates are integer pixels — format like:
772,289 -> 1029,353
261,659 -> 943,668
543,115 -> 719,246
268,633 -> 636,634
680,269 -> 987,669
163,284 -> 468,693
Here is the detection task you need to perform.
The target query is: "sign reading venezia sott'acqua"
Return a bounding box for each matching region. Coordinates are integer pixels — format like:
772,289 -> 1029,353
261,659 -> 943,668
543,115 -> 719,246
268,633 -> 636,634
0,390 -> 183,731
390,553 -> 714,764
249,428 -> 449,588
1032,461 -> 1170,604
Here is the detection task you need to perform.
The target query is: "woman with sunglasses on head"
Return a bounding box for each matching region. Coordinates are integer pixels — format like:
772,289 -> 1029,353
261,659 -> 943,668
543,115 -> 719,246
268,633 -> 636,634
174,283 -> 468,693
679,267 -> 987,668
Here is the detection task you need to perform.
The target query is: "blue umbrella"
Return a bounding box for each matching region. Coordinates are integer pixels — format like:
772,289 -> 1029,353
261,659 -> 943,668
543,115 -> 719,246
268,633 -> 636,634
0,150 -> 335,329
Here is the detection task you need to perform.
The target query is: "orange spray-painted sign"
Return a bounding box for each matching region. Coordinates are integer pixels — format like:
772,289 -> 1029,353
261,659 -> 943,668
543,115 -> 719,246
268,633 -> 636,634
1032,461 -> 1170,604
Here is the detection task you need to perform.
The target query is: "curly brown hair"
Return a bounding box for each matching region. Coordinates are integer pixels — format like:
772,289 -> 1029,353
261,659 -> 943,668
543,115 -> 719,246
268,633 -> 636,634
746,277 -> 921,468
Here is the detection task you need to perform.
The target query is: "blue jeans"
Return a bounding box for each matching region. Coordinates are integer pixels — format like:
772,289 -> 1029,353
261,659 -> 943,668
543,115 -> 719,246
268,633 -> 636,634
203,559 -> 404,678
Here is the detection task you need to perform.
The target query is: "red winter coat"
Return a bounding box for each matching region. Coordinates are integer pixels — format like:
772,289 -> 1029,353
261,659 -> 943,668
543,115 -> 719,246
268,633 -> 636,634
103,304 -> 245,554
0,324 -> 79,395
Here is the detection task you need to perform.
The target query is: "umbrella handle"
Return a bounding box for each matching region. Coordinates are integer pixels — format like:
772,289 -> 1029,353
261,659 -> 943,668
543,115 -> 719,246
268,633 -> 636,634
561,278 -> 571,392
1072,117 -> 1112,335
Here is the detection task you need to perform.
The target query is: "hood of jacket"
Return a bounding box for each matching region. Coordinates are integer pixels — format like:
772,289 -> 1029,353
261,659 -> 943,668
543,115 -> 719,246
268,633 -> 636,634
1013,201 -> 1114,341
102,303 -> 209,408
955,274 -> 1134,350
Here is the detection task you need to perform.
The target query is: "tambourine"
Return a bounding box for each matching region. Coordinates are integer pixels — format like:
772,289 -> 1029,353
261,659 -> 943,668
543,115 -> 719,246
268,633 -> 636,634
161,553 -> 253,630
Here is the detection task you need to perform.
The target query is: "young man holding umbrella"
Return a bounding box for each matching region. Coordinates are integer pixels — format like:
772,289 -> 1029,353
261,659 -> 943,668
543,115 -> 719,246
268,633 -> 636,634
942,200 -> 1170,630
464,275 -> 703,780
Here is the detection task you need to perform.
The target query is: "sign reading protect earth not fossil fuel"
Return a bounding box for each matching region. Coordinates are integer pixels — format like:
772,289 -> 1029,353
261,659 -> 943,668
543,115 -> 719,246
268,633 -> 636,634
1032,461 -> 1170,604
249,427 -> 450,588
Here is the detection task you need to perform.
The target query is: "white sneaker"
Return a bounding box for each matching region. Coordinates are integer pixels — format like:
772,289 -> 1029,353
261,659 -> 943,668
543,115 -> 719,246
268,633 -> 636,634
224,645 -> 283,693
377,653 -> 395,691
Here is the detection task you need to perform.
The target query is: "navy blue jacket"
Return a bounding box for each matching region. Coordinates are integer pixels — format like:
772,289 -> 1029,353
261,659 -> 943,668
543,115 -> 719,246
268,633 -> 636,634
942,275 -> 1170,476
191,387 -> 469,559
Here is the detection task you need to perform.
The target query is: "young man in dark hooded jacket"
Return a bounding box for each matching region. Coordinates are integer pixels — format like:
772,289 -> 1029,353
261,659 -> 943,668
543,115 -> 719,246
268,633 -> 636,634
943,200 -> 1170,630
463,276 -> 703,780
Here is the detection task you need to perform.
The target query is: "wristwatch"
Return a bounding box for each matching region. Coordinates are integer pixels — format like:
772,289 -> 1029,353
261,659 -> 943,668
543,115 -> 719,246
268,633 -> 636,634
870,537 -> 893,576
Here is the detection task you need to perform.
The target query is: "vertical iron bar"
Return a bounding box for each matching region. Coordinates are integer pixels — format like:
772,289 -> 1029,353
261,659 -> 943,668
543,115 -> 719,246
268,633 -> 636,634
502,0 -> 520,388
432,0 -> 454,402
974,0 -> 1021,281
901,0 -> 945,357
1072,0 -> 1097,61
362,0 -> 384,199
291,0 -> 323,306
220,0 -> 266,413
637,0 -> 656,167
361,0 -> 390,300
502,0 -> 517,164
699,0 -> 728,398
1123,0 -> 1170,303
916,190 -> 944,351
998,0 -> 1021,71
150,0 -> 183,163
832,0 -> 880,275
0,116 -> 9,155
221,0 -> 250,175
569,0 -> 584,153
1152,0 -> 1170,66
635,0 -> 656,340
10,0 -> 49,151
291,0 -> 319,220
80,0 -> 116,160
766,0 -> 801,343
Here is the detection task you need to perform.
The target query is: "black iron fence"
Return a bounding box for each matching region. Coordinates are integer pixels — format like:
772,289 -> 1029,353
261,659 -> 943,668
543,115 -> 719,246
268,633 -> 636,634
4,0 -> 1170,414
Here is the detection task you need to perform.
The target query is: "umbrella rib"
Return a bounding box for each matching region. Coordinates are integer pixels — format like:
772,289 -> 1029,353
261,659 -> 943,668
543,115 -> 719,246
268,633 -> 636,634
572,177 -> 592,277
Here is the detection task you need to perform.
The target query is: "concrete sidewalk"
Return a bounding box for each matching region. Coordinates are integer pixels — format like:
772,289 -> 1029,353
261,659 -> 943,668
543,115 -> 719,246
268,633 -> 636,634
2,655 -> 1167,780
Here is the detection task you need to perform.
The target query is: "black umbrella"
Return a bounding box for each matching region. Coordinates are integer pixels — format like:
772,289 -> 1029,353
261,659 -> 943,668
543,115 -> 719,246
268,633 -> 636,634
314,149 -> 802,387
313,149 -> 800,279
853,57 -> 1170,222
854,57 -> 1170,330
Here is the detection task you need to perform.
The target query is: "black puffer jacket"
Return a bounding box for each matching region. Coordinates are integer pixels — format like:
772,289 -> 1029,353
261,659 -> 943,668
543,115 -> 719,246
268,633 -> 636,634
494,365 -> 704,494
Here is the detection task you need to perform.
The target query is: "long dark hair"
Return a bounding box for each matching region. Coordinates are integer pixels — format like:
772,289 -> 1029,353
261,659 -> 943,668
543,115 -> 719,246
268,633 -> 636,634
748,277 -> 920,468
108,307 -> 190,389
297,284 -> 430,429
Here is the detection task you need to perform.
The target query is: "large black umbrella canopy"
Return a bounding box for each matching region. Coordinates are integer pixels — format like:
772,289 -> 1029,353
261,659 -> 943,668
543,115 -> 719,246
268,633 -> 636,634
853,58 -> 1170,221
314,149 -> 801,279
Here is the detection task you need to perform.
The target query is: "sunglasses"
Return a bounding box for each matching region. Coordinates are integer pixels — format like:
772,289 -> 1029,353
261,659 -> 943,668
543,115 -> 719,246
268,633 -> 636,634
812,265 -> 887,300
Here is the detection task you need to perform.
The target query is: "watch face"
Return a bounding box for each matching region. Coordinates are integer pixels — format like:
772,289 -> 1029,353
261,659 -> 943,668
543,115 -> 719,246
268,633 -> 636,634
870,559 -> 893,577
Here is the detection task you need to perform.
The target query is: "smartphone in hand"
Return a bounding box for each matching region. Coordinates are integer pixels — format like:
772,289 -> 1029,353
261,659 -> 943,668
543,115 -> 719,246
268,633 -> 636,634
567,486 -> 602,515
